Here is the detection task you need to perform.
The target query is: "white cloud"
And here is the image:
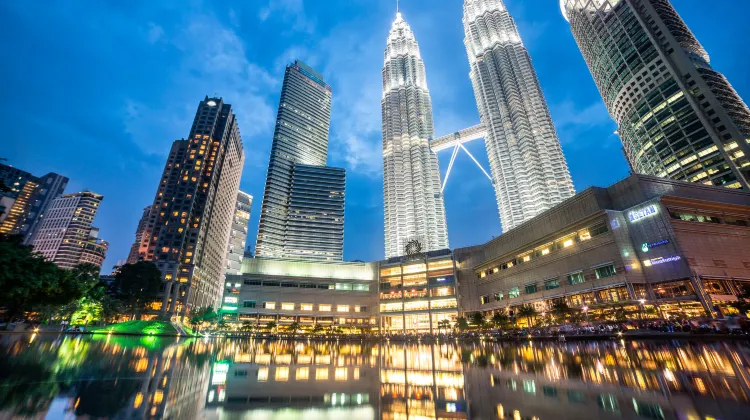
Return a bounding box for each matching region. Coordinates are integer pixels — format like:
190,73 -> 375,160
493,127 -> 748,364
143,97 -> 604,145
550,99 -> 616,145
146,22 -> 165,44
258,0 -> 315,34
125,13 -> 278,159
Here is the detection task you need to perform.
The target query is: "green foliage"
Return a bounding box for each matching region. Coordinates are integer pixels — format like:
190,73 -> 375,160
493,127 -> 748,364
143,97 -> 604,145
517,304 -> 538,327
455,317 -> 469,332
491,312 -> 510,329
90,320 -> 178,336
113,262 -> 162,319
437,319 -> 452,332
287,321 -> 300,334
312,324 -> 324,334
470,312 -> 485,329
266,321 -> 277,332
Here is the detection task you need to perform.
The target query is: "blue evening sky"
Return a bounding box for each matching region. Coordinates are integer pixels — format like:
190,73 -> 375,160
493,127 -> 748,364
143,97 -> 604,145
1,1 -> 748,270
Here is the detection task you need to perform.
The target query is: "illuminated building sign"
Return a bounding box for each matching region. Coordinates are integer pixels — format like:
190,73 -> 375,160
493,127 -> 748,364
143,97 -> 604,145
641,239 -> 669,252
643,255 -> 681,267
224,296 -> 238,304
628,204 -> 658,223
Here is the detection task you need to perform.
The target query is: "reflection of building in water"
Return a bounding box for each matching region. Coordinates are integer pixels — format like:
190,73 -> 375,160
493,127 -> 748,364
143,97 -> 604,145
221,258 -> 378,332
379,343 -> 468,419
464,341 -> 750,420
378,250 -> 459,334
120,340 -> 213,419
204,340 -> 379,418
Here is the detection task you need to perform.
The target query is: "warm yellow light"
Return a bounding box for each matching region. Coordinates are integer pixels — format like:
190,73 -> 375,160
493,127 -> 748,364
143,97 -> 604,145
563,239 -> 574,248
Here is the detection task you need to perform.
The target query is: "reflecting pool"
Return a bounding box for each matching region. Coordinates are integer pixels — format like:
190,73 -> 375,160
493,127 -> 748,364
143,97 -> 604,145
1,334 -> 749,419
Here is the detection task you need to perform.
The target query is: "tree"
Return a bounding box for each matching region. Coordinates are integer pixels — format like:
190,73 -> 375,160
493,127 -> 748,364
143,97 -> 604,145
99,295 -> 125,324
470,312 -> 485,330
288,321 -> 300,335
491,312 -> 510,329
266,321 -> 277,333
312,324 -> 324,335
113,262 -> 162,319
438,319 -> 452,333
551,301 -> 572,322
0,235 -> 61,328
517,305 -> 538,327
455,317 -> 469,332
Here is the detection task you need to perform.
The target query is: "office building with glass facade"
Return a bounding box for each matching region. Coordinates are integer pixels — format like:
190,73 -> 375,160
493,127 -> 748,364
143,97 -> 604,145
463,0 -> 576,232
381,12 -> 449,259
225,191 -> 252,275
561,0 -> 750,189
255,61 -> 346,261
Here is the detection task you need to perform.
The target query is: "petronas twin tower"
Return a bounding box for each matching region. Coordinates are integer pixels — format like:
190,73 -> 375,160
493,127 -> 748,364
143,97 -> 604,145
382,0 -> 575,258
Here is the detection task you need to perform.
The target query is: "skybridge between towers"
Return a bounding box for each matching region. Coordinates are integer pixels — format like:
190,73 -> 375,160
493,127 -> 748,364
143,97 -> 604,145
430,123 -> 492,193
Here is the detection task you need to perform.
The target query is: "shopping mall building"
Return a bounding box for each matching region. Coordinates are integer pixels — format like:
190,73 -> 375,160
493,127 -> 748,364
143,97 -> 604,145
222,174 -> 750,332
455,174 -> 750,323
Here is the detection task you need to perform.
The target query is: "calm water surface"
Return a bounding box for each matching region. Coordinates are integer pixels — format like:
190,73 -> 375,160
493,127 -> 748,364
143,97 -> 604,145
0,334 -> 749,419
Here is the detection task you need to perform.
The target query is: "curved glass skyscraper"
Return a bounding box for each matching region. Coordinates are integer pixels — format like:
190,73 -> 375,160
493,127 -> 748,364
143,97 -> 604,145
382,13 -> 449,259
561,0 -> 750,189
463,0 -> 576,233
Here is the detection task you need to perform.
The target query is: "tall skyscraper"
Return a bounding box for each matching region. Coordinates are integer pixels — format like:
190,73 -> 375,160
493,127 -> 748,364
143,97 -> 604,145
31,191 -> 108,270
255,60 -> 346,261
140,97 -> 244,318
462,0 -> 576,233
225,191 -> 252,275
382,12 -> 449,259
0,163 -> 68,242
561,0 -> 750,189
126,205 -> 152,264
286,164 -> 345,261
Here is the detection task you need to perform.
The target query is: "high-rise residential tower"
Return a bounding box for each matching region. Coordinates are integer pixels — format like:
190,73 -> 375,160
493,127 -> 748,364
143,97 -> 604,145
462,0 -> 576,233
255,60 -> 346,261
0,163 -> 68,243
382,12 -> 449,259
225,191 -> 252,275
140,97 -> 244,318
31,191 -> 108,270
561,0 -> 750,189
126,205 -> 152,264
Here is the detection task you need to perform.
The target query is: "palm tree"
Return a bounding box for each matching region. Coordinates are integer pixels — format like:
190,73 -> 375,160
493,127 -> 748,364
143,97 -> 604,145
438,319 -> 452,333
491,312 -> 510,330
216,319 -> 228,331
312,324 -> 324,335
288,321 -> 300,336
470,312 -> 486,330
266,321 -> 277,333
551,301 -> 571,323
455,317 -> 469,332
517,305 -> 538,328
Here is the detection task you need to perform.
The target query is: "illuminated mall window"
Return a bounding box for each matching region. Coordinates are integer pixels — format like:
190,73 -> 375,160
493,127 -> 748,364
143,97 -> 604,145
480,295 -> 490,305
335,283 -> 352,291
595,264 -> 617,279
337,305 -> 349,313
275,367 -> 289,382
335,367 -> 348,381
352,283 -> 369,291
301,303 -> 313,311
525,284 -> 538,294
508,287 -> 520,298
296,367 -> 309,380
567,271 -> 585,285
316,368 -> 329,380
243,300 -> 256,308
257,367 -> 269,382
494,292 -> 504,301
263,302 -> 276,310
319,304 -> 332,312
281,302 -> 295,311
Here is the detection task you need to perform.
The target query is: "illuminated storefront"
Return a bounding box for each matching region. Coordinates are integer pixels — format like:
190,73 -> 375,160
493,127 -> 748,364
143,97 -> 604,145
378,250 -> 459,333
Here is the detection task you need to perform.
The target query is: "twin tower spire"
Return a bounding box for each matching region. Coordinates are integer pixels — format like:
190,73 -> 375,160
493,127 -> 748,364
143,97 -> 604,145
382,0 -> 575,258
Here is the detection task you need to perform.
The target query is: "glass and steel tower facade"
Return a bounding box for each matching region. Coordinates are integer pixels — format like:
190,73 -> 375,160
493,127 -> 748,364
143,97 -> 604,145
463,0 -> 576,233
225,191 -> 252,275
286,164 -> 345,261
140,96 -> 245,318
382,13 -> 449,259
561,0 -> 750,189
255,61 -> 345,260
126,205 -> 152,264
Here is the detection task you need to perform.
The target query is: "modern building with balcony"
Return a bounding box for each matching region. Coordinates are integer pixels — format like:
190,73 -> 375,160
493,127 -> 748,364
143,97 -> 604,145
221,257 -> 378,332
455,174 -> 750,322
378,249 -> 459,334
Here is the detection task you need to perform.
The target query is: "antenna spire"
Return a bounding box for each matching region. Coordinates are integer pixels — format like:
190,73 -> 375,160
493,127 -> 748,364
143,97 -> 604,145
397,0 -> 399,13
